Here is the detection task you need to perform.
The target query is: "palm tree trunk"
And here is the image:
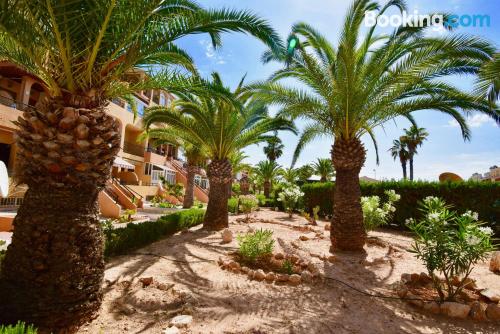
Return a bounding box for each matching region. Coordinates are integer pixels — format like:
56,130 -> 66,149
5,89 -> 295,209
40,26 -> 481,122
409,157 -> 414,181
0,185 -> 103,332
330,138 -> 367,252
263,180 -> 271,198
183,165 -> 196,208
401,161 -> 407,180
0,96 -> 119,332
204,159 -> 232,230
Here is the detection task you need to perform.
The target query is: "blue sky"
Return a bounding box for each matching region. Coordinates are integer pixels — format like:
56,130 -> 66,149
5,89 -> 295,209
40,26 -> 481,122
176,0 -> 499,180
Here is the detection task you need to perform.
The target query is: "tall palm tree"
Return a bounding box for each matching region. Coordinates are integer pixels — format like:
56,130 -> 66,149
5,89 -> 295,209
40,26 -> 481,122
296,164 -> 314,183
389,138 -> 409,180
313,158 -> 334,182
279,167 -> 299,184
250,0 -> 498,251
254,160 -> 281,198
475,53 -> 499,108
263,131 -> 284,162
143,73 -> 295,230
143,128 -> 205,208
400,126 -> 428,181
0,0 -> 283,330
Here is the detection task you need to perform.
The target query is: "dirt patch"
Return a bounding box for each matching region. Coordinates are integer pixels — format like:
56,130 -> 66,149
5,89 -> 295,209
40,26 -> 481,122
79,209 -> 500,334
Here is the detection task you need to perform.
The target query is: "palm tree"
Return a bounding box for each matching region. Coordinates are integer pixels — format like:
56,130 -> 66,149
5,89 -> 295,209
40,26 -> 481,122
143,73 -> 295,230
279,167 -> 299,184
389,139 -> 409,180
250,0 -> 497,251
254,160 -> 282,198
263,131 -> 284,162
296,164 -> 314,183
400,126 -> 428,181
475,53 -> 500,108
229,150 -> 252,195
0,1 -> 283,330
143,128 -> 205,208
313,158 -> 334,182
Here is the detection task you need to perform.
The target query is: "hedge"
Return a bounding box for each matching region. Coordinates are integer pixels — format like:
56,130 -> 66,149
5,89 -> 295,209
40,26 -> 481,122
104,208 -> 205,256
302,181 -> 500,234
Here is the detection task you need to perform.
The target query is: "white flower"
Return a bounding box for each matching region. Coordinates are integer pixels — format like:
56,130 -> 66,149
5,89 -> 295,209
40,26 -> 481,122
405,218 -> 415,225
427,212 -> 440,222
463,210 -> 479,221
465,234 -> 481,246
478,227 -> 493,236
423,196 -> 438,204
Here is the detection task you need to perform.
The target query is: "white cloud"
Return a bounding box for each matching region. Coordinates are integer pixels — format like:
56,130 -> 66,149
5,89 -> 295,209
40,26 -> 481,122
199,39 -> 228,65
447,114 -> 496,128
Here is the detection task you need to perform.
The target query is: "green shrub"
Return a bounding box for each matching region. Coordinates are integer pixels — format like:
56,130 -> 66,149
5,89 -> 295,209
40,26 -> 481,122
239,195 -> 258,219
277,183 -> 304,218
228,197 -> 239,214
256,194 -> 266,206
407,197 -> 495,301
281,259 -> 294,274
0,322 -> 37,334
302,181 -> 500,235
231,182 -> 241,195
362,190 -> 400,231
237,229 -> 274,263
104,208 -> 205,256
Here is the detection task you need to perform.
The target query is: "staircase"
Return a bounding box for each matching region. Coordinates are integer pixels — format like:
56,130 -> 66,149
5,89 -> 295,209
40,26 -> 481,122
99,179 -> 144,218
168,160 -> 209,202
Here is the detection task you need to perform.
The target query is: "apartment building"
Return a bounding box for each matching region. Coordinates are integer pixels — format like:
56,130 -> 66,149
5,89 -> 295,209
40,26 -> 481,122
0,61 -> 208,220
470,165 -> 500,182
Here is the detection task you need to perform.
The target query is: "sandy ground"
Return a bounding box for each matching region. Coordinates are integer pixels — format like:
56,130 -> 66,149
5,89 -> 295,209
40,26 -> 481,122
79,209 -> 500,334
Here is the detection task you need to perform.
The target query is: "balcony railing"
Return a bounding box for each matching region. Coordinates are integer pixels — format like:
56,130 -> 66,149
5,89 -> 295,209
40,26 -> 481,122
0,95 -> 36,112
123,142 -> 145,156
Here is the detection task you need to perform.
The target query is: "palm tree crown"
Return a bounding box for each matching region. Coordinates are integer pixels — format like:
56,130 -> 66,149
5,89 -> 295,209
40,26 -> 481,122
389,138 -> 410,180
400,126 -> 429,181
313,158 -> 334,182
263,132 -> 285,162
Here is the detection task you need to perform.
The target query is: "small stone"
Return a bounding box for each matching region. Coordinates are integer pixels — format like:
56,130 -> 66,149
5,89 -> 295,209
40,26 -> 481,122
410,273 -> 420,283
254,269 -> 266,281
462,277 -> 477,290
299,235 -> 309,241
289,254 -> 300,264
241,266 -> 249,273
156,283 -> 175,291
397,286 -> 408,298
340,296 -> 348,308
486,303 -> 500,321
489,251 -> 500,273
274,252 -> 285,260
419,272 -> 432,284
480,288 -> 500,303
163,326 -> 180,334
228,261 -> 241,272
423,302 -> 441,314
289,274 -> 301,285
401,273 -> 411,283
469,301 -> 487,321
118,304 -> 136,315
265,272 -> 276,282
139,277 -> 153,287
170,315 -> 193,328
441,302 -> 470,319
301,270 -> 313,283
221,229 -> 233,243
247,270 -> 255,279
276,274 -> 289,282
406,293 -> 423,308
324,223 -> 330,231
327,255 -> 337,263
291,241 -> 300,248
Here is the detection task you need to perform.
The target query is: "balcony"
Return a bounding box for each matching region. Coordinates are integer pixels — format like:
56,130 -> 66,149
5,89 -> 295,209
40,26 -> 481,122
123,142 -> 145,157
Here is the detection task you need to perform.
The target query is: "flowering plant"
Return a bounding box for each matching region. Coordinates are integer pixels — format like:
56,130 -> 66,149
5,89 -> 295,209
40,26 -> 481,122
406,196 -> 495,301
361,189 -> 400,231
277,183 -> 304,217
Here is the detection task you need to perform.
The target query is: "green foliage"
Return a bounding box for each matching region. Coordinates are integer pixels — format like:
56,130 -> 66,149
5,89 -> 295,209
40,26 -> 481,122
281,259 -> 294,275
407,197 -> 495,301
302,181 -> 500,235
312,206 -> 320,221
228,197 -> 239,214
362,190 -> 400,231
256,194 -> 267,206
104,208 -> 205,256
0,321 -> 37,334
231,182 -> 241,195
237,229 -> 275,263
239,195 -> 258,219
165,183 -> 185,198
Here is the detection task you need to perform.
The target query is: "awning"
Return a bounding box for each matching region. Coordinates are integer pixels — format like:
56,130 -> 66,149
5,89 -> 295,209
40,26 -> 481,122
113,156 -> 135,170
151,163 -> 175,172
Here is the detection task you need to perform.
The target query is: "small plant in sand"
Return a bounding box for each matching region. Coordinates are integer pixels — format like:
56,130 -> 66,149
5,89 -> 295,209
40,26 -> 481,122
361,189 -> 400,231
406,196 -> 495,302
237,229 -> 275,263
239,195 -> 258,221
0,321 -> 37,334
277,183 -> 304,218
281,259 -> 294,275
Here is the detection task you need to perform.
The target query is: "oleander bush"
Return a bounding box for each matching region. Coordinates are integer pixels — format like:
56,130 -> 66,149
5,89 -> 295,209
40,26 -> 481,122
239,195 -> 259,219
362,190 -> 400,231
302,181 -> 499,235
103,208 -> 205,256
0,322 -> 37,334
407,197 -> 495,301
228,197 -> 239,214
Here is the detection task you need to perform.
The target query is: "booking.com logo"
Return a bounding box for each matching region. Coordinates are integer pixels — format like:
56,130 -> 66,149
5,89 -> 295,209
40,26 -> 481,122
364,10 -> 491,29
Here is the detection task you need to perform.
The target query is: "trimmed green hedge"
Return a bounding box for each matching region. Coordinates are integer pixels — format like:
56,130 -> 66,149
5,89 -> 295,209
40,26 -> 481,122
302,181 -> 500,234
104,208 -> 205,256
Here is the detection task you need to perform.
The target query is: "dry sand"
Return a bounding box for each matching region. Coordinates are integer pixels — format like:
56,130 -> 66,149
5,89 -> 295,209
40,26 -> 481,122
79,209 -> 500,334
